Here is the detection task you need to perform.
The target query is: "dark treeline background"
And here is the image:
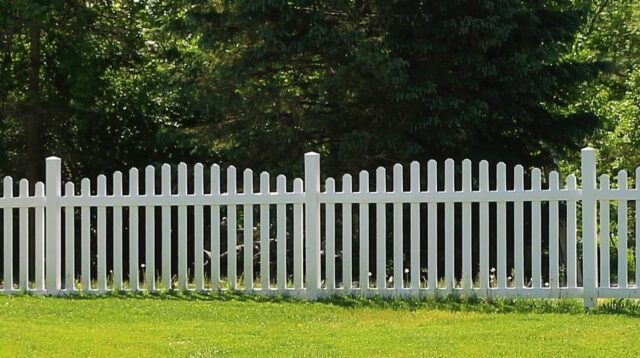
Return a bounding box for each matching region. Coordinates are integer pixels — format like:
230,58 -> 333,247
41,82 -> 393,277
0,0 -> 637,182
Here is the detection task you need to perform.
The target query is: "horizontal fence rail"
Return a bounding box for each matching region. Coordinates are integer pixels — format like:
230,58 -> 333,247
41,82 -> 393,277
0,148 -> 639,307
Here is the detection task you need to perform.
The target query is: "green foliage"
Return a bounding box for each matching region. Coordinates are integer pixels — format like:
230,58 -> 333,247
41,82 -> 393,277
159,0 -> 602,177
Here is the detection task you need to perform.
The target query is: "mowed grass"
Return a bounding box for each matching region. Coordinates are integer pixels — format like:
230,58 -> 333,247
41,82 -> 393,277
1,294 -> 639,357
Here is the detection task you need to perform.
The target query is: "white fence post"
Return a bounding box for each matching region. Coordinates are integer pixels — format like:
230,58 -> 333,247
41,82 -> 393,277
45,156 -> 62,294
304,152 -> 321,299
581,147 -> 598,308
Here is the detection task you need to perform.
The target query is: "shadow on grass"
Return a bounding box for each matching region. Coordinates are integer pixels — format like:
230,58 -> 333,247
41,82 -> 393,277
12,290 -> 640,316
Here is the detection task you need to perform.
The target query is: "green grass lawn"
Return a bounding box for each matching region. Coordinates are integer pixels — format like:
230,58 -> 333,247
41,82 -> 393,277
1,294 -> 639,357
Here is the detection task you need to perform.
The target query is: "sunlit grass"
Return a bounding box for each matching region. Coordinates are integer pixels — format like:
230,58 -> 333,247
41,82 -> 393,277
1,293 -> 640,356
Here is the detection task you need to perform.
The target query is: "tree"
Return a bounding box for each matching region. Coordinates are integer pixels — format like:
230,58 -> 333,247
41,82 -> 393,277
160,0 -> 603,178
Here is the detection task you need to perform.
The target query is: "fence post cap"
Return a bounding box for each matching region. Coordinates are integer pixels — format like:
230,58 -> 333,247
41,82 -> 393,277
304,151 -> 320,157
581,147 -> 596,152
46,156 -> 61,161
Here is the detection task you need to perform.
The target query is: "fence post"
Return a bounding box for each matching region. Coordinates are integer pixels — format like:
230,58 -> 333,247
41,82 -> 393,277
45,156 -> 62,294
581,147 -> 598,308
304,152 -> 321,299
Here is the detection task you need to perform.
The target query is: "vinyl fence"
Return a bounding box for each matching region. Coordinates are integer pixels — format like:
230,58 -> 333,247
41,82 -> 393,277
0,148 -> 637,307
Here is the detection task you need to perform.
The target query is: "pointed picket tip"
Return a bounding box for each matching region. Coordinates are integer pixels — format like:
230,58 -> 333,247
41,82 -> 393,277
145,165 -> 155,172
376,166 -> 386,175
445,158 -> 454,165
276,174 -> 287,181
479,160 -> 489,167
178,162 -> 188,170
617,169 -> 628,178
3,176 -> 12,185
161,163 -> 171,170
342,173 -> 352,181
497,162 -> 507,169
462,159 -> 472,166
566,174 -> 577,187
599,173 -> 609,183
531,167 -> 542,176
19,178 -> 29,187
64,181 -> 75,194
260,171 -> 269,179
393,163 -> 403,170
410,160 -> 420,168
211,163 -> 220,171
129,167 -> 139,175
243,168 -> 253,176
427,159 -> 437,167
325,177 -> 336,192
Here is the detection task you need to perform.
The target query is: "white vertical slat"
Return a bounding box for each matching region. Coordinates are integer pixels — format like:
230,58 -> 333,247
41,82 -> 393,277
636,167 -> 640,288
227,166 -> 237,290
194,163 -> 205,291
129,168 -> 140,291
144,165 -> 156,291
496,163 -> 507,289
342,174 -> 353,291
177,163 -> 188,290
64,182 -> 75,292
599,174 -> 610,288
293,178 -> 304,291
210,164 -> 221,290
97,175 -> 107,292
161,163 -> 172,290
393,164 -> 403,291
444,159 -> 454,291
531,168 -> 542,289
617,170 -> 628,288
461,159 -> 472,290
359,170 -> 370,290
3,177 -> 13,292
375,167 -> 386,291
276,175 -> 287,291
259,172 -> 270,291
325,178 -> 336,290
566,174 -> 577,289
19,179 -> 29,291
35,182 -> 45,292
409,162 -> 420,290
548,171 -> 559,289
479,160 -> 489,289
113,172 -> 123,291
427,160 -> 438,290
81,178 -> 91,291
243,168 -> 254,291
514,165 -> 524,289
45,158 -> 62,293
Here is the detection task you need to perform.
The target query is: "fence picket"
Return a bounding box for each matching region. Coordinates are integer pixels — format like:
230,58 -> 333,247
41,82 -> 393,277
531,168 -> 542,289
617,170 -> 628,288
194,163 -> 205,291
427,160 -> 438,290
19,180 -> 29,291
375,167 -> 386,291
97,175 -> 107,292
259,172 -> 270,291
35,182 -> 45,292
178,163 -> 188,290
514,165 -> 524,289
144,166 -> 156,291
81,178 -> 91,291
161,164 -> 171,289
227,166 -> 237,290
113,172 -> 123,291
3,177 -> 13,292
276,175 -> 287,291
342,174 -> 353,291
211,164 -> 221,290
497,163 -> 507,289
129,168 -> 140,291
600,174 -> 610,288
462,160 -> 472,289
393,164 -> 403,291
444,159 -> 454,291
566,175 -> 577,289
479,161 -> 489,289
409,162 -> 420,290
293,178 -> 304,292
243,169 -> 254,291
548,171 -> 559,289
325,178 -> 336,290
359,171 -> 369,290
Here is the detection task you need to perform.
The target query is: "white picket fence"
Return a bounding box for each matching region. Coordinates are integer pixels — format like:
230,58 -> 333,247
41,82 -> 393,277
0,147 -> 639,306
